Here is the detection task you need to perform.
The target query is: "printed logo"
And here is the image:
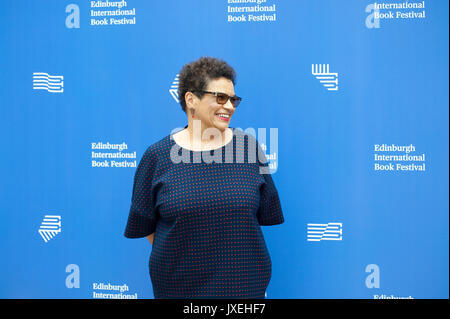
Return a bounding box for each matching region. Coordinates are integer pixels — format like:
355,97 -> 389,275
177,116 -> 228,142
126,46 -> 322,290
365,264 -> 380,288
365,1 -> 426,29
38,215 -> 62,243
373,294 -> 414,299
66,4 -> 80,28
365,4 -> 380,28
66,264 -> 80,288
90,0 -> 137,26
33,73 -> 64,93
227,0 -> 277,23
91,141 -> 137,168
364,264 -> 414,299
312,64 -> 338,91
307,222 -> 342,241
169,74 -> 180,103
92,282 -> 138,299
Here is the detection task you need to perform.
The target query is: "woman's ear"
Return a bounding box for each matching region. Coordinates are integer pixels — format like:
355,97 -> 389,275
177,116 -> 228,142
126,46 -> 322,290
185,91 -> 196,109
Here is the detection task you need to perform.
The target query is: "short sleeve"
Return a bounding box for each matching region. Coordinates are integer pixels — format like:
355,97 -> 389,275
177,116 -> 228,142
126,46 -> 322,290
255,140 -> 285,226
124,147 -> 159,238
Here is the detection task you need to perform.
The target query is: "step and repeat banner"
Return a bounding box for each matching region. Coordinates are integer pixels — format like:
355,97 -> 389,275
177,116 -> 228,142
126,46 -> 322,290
1,0 -> 448,299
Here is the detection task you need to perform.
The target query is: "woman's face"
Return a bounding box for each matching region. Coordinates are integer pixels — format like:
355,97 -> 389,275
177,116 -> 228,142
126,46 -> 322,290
189,77 -> 236,132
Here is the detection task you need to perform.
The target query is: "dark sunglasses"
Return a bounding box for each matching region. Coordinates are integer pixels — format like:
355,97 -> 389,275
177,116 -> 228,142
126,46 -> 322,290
193,90 -> 242,108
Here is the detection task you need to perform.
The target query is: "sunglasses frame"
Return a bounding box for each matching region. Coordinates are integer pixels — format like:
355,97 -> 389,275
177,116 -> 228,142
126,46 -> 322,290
192,90 -> 242,108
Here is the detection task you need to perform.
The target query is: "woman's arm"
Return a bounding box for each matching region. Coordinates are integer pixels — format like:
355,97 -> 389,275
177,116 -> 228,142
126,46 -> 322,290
146,233 -> 155,245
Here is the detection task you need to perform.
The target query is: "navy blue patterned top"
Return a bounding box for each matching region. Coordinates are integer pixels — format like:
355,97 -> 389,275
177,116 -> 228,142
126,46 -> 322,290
124,127 -> 284,299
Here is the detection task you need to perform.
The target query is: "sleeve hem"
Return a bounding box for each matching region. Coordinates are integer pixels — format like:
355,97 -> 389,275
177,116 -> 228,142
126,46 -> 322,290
259,218 -> 284,226
124,207 -> 157,238
124,230 -> 155,239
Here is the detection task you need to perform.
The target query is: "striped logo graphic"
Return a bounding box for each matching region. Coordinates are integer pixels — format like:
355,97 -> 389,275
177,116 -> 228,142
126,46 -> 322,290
307,222 -> 342,241
312,64 -> 338,91
38,215 -> 62,243
169,73 -> 179,103
33,72 -> 64,93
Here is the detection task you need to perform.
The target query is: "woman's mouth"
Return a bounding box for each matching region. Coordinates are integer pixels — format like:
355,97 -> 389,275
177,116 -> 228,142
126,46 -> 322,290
215,113 -> 230,122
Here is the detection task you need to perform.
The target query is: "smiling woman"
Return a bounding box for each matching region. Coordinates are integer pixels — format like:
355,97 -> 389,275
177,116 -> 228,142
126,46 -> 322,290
124,56 -> 284,299
174,57 -> 241,150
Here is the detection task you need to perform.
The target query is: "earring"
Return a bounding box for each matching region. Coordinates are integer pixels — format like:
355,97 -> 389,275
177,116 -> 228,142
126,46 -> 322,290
191,109 -> 195,118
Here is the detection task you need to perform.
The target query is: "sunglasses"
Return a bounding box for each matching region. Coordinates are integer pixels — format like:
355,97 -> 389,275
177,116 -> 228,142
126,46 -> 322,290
193,90 -> 242,108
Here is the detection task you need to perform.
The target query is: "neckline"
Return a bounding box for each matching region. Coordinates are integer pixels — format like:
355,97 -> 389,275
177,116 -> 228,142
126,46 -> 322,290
170,127 -> 235,152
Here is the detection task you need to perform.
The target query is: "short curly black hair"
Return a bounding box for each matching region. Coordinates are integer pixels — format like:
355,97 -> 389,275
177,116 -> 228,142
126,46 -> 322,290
177,56 -> 236,113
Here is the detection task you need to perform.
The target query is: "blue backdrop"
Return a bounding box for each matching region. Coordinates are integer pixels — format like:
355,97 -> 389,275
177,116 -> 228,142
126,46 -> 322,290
0,0 -> 448,299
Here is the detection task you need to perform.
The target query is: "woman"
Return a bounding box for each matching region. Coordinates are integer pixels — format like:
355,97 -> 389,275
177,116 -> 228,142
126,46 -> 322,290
124,56 -> 284,299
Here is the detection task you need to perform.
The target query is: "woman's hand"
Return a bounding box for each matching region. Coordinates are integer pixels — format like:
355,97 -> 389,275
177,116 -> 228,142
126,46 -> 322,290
146,233 -> 155,245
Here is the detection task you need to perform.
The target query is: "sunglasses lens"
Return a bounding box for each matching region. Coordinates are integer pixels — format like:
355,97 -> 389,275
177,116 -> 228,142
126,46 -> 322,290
215,93 -> 241,107
217,93 -> 228,104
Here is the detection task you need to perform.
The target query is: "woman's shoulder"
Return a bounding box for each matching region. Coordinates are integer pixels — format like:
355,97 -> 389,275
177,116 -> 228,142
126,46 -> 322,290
231,128 -> 268,166
140,134 -> 173,162
232,128 -> 263,148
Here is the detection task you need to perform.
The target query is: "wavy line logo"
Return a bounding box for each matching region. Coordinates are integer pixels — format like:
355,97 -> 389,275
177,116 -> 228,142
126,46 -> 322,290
169,73 -> 179,103
38,215 -> 62,243
33,72 -> 64,93
307,222 -> 342,242
312,64 -> 338,91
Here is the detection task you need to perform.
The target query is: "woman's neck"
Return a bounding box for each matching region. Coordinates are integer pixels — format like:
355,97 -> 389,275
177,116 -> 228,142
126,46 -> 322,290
180,120 -> 232,151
